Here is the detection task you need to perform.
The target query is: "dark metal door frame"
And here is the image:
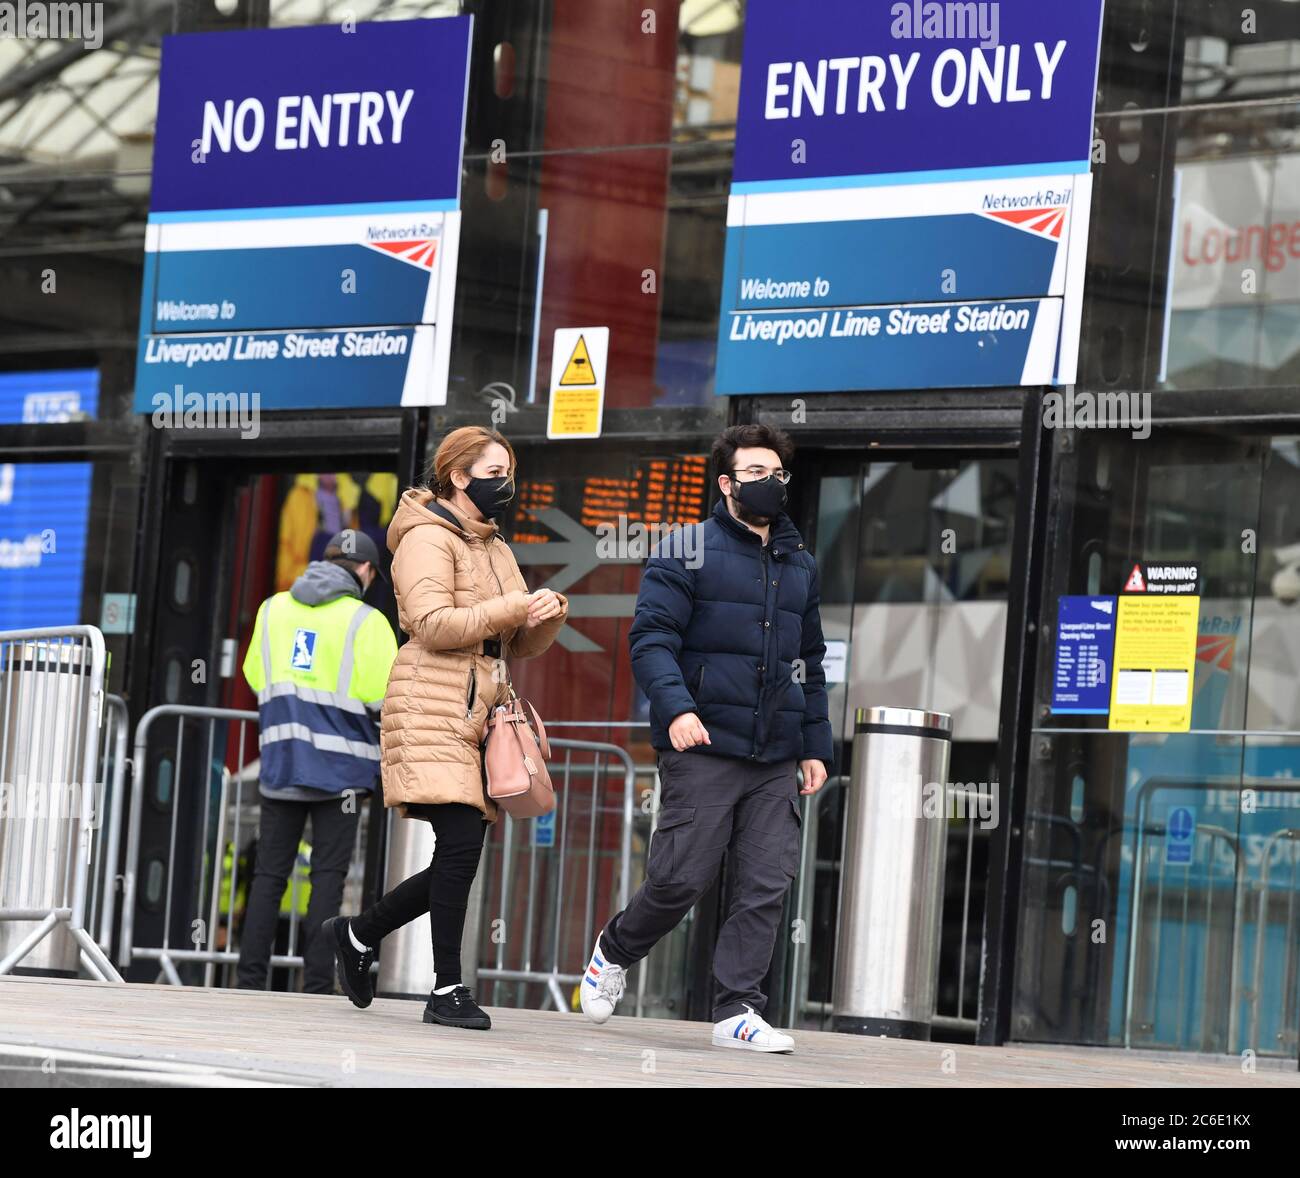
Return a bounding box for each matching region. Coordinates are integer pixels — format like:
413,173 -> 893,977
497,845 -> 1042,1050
121,409 -> 425,973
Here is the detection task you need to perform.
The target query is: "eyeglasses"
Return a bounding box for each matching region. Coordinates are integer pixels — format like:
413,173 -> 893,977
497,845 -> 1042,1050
731,465 -> 792,485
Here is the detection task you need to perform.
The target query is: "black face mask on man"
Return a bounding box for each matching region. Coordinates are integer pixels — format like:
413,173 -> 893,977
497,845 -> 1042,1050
729,473 -> 787,523
463,475 -> 514,520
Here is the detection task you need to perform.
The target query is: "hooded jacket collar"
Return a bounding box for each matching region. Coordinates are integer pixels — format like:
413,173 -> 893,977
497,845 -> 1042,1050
388,487 -> 500,552
289,560 -> 363,605
710,496 -> 805,555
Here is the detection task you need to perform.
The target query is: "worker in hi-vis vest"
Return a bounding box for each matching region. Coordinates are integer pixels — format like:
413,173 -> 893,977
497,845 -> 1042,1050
237,528 -> 398,994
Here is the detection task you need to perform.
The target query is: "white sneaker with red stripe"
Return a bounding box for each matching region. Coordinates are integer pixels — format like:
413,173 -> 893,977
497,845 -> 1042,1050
711,1005 -> 795,1053
579,937 -> 627,1024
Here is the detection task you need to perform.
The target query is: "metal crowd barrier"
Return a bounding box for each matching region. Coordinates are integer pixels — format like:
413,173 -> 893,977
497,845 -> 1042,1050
120,704 -> 323,985
113,699 -> 1006,1035
88,693 -> 129,957
1251,827 -> 1299,1054
119,705 -> 639,1001
936,782 -> 997,1034
0,626 -> 122,981
1126,778 -> 1300,1057
787,774 -> 845,1023
476,739 -> 637,1012
7,667 -> 1003,1035
480,742 -> 992,1034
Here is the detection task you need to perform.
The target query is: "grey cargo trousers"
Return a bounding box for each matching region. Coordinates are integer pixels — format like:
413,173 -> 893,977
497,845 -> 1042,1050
599,747 -> 802,1022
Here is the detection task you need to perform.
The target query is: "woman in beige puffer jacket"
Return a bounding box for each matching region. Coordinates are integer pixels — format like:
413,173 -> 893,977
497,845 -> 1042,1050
380,479 -> 567,820
335,427 -> 567,1030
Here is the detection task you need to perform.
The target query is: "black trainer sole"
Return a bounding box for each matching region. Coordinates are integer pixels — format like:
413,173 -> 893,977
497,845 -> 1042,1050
323,917 -> 373,1009
422,1006 -> 491,1030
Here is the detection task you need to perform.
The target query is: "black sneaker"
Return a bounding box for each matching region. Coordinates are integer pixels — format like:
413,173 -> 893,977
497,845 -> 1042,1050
323,916 -> 374,1008
423,985 -> 491,1030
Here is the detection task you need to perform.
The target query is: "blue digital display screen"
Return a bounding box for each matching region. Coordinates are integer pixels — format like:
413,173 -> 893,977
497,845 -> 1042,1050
0,370 -> 98,629
0,368 -> 99,424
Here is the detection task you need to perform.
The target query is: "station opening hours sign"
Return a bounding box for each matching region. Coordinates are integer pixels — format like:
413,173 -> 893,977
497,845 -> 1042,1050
716,0 -> 1106,395
134,17 -> 473,412
1051,595 -> 1116,714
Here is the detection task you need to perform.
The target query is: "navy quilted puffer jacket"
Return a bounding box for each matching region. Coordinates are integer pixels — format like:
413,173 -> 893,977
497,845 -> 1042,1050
628,498 -> 833,765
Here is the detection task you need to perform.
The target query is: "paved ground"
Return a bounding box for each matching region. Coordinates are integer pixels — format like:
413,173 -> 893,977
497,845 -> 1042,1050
2,976 -> 1298,1088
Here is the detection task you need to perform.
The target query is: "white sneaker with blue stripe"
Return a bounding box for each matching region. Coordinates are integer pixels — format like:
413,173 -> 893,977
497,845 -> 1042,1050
712,1004 -> 795,1053
579,937 -> 627,1024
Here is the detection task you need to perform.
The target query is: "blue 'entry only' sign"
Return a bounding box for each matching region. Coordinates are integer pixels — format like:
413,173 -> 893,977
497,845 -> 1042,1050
1051,595 -> 1117,714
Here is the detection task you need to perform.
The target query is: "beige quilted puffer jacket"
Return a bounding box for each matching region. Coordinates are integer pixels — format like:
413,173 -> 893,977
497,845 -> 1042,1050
380,488 -> 568,822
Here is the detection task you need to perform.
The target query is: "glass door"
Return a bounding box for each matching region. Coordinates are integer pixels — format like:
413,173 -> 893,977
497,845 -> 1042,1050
789,451 -> 1019,1034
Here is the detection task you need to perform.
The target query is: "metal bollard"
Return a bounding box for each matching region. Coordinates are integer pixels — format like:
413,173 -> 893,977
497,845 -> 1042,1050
832,706 -> 952,1039
0,639 -> 99,975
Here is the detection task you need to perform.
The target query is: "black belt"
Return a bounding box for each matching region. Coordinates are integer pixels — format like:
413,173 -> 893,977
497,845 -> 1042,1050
482,638 -> 501,658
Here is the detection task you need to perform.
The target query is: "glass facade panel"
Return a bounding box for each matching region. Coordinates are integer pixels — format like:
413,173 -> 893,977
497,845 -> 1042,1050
1015,428 -> 1300,1054
1003,1 -> 1300,1052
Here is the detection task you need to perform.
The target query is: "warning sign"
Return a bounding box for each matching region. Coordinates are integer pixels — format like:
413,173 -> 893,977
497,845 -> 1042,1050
1108,594 -> 1200,732
1121,561 -> 1198,595
558,335 -> 597,385
548,326 -> 608,440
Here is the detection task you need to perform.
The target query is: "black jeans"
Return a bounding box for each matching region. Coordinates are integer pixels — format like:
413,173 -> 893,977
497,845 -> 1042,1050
237,792 -> 360,994
350,802 -> 487,989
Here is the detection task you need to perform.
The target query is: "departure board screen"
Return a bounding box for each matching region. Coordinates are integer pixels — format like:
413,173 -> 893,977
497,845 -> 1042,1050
513,454 -> 709,546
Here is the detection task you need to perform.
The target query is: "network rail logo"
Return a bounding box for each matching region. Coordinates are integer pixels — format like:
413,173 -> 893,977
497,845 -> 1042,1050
364,235 -> 440,271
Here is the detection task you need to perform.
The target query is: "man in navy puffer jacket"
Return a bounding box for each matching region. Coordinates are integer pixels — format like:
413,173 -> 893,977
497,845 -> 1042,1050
580,424 -> 832,1053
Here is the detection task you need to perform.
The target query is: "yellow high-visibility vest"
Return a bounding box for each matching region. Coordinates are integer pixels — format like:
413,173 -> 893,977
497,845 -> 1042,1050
243,589 -> 397,795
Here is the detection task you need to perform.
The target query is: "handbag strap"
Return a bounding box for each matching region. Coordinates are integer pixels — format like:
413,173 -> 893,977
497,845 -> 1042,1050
521,699 -> 550,759
481,695 -> 549,760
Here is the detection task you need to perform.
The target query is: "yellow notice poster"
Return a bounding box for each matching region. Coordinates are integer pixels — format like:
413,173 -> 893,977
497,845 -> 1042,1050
547,326 -> 608,439
1108,595 -> 1200,732
548,387 -> 602,435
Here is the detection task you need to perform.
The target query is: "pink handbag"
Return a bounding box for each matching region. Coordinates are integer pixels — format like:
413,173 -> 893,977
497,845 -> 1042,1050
480,693 -> 555,818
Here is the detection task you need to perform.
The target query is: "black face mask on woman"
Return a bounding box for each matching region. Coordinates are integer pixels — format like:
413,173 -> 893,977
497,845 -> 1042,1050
463,475 -> 515,520
730,473 -> 787,523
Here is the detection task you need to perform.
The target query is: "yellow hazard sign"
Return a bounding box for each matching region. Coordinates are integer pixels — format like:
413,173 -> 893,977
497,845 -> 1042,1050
548,326 -> 609,440
558,334 -> 598,386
